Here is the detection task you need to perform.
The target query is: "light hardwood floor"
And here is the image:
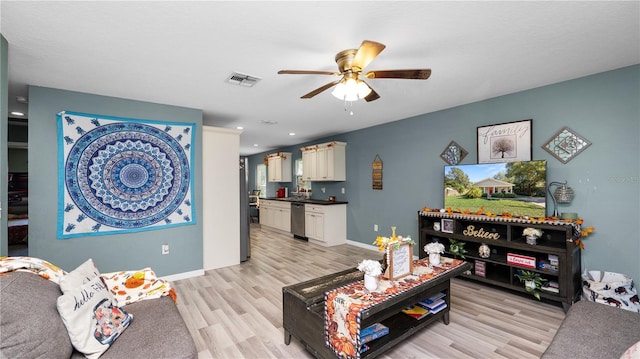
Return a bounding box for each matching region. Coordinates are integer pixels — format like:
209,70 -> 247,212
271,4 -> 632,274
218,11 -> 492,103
172,225 -> 565,359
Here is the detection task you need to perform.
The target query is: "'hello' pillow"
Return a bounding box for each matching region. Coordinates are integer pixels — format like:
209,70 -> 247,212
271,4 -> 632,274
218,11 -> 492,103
59,258 -> 100,293
57,262 -> 132,358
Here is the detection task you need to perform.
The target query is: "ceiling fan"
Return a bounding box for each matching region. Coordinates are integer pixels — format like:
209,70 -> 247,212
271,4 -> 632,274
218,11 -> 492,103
278,40 -> 431,102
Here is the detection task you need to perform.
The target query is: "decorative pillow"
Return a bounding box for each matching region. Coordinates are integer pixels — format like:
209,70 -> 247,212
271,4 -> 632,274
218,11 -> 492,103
621,340 -> 640,359
56,275 -> 133,359
101,267 -> 174,306
59,258 -> 100,293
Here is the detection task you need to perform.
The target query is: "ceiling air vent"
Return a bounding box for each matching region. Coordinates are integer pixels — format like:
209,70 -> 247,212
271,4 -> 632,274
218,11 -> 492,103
226,72 -> 262,87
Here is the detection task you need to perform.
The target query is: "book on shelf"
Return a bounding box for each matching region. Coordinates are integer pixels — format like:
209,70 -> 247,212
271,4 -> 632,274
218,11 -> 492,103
417,298 -> 445,311
360,323 -> 389,344
537,260 -> 558,272
420,292 -> 446,305
541,281 -> 560,293
428,302 -> 448,314
475,260 -> 486,277
401,305 -> 430,320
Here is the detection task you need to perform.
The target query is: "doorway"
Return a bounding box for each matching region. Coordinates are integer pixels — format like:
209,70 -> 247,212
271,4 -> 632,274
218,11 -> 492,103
7,118 -> 28,256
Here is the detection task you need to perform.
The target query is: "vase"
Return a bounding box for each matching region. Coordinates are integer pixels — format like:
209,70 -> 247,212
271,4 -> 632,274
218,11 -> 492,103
364,274 -> 378,291
429,253 -> 441,266
526,235 -> 538,245
525,280 -> 536,290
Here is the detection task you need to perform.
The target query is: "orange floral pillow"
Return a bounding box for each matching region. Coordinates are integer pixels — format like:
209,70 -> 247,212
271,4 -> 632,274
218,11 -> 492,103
100,268 -> 175,306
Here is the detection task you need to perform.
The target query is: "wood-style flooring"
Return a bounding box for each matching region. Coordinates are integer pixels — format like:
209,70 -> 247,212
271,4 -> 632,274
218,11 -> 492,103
172,225 -> 565,359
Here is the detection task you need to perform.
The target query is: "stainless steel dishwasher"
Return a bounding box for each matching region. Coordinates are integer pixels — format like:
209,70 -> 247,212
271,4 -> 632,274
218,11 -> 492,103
291,202 -> 307,240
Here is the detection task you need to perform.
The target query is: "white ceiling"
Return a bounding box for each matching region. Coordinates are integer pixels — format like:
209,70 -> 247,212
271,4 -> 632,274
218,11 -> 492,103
2,1 -> 639,155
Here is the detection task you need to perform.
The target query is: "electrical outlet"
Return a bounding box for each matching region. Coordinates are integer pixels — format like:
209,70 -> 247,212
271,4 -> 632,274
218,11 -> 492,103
162,244 -> 169,255
341,187 -> 345,194
374,224 -> 378,232
321,187 -> 326,193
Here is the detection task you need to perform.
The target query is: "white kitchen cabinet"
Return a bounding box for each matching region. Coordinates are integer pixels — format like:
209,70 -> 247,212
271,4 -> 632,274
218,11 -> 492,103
260,200 -> 291,232
301,148 -> 317,181
304,204 -> 346,246
300,141 -> 346,181
267,152 -> 292,182
305,206 -> 324,241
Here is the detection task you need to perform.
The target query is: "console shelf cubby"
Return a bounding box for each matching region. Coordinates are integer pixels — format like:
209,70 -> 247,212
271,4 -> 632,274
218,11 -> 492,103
418,211 -> 582,311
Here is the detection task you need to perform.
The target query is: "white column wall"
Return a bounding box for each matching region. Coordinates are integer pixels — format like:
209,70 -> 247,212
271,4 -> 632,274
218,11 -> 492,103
202,126 -> 242,270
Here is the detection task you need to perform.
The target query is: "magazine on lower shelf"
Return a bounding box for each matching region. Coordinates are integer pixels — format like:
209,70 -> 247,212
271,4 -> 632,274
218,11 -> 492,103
428,302 -> 447,314
401,305 -> 430,320
421,292 -> 446,305
417,298 -> 445,311
360,323 -> 389,344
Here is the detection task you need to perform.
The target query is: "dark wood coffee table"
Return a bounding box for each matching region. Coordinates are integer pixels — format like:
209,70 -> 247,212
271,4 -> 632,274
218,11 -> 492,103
282,260 -> 471,358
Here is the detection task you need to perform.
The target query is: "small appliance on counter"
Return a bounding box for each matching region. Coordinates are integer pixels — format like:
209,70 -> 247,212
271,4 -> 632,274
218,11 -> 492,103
277,187 -> 288,198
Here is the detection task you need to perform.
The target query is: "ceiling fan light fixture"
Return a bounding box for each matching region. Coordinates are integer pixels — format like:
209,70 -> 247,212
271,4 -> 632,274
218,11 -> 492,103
331,77 -> 371,102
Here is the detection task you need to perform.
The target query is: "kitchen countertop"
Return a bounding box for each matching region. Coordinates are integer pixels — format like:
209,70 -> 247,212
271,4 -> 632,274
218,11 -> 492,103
264,197 -> 348,205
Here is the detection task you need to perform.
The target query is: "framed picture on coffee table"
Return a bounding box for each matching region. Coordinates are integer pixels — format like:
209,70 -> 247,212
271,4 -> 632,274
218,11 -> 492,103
477,119 -> 532,163
384,243 -> 413,280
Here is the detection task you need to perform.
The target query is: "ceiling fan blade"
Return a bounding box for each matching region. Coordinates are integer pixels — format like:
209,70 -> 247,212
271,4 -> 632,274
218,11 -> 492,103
351,40 -> 386,71
365,69 -> 432,80
360,80 -> 380,102
364,88 -> 380,102
300,79 -> 341,99
278,70 -> 340,76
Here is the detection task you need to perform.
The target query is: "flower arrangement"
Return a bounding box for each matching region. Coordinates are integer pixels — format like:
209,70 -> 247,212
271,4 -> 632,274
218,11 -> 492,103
424,242 -> 445,255
357,259 -> 382,277
373,226 -> 414,251
523,228 -> 543,238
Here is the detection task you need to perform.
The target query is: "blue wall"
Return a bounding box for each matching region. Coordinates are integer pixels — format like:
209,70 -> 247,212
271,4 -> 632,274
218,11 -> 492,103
249,65 -> 640,282
28,86 -> 204,276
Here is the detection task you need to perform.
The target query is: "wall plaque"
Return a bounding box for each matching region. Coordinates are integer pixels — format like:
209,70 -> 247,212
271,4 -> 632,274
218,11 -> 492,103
372,154 -> 383,190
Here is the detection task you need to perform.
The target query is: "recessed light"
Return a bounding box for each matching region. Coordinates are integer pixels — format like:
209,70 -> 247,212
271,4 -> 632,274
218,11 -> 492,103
236,126 -> 244,130
289,132 -> 296,136
11,111 -> 25,116
253,144 -> 259,147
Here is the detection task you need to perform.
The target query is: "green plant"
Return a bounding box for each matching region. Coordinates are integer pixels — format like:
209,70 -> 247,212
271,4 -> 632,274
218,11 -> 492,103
465,187 -> 483,199
514,270 -> 548,300
448,238 -> 467,259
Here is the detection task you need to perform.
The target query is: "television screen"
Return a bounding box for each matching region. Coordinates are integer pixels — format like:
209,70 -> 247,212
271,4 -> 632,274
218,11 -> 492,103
444,160 -> 547,218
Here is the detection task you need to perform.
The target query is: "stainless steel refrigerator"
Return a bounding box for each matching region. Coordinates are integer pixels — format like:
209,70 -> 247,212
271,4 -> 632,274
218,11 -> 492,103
240,157 -> 250,261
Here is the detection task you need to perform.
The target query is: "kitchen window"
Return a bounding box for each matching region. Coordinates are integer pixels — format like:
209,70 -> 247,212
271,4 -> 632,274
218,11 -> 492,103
256,164 -> 266,198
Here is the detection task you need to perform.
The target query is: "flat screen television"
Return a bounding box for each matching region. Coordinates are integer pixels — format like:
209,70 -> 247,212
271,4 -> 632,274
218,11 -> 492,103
444,160 -> 547,218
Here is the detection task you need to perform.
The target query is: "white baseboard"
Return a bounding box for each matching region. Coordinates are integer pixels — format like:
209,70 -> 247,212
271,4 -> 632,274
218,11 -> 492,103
161,269 -> 204,282
346,239 -> 380,252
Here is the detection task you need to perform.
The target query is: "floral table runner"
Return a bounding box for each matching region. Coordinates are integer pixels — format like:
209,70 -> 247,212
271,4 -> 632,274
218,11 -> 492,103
324,257 -> 465,358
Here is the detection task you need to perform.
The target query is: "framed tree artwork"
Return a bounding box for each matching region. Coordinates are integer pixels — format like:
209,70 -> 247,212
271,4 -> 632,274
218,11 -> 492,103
477,119 -> 532,163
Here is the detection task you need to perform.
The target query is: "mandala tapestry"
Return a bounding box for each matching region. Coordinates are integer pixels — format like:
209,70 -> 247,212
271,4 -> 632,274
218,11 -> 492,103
57,111 -> 195,239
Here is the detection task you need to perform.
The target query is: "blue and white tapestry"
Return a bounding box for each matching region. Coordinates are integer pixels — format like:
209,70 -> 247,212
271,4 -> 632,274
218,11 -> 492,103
57,111 -> 195,239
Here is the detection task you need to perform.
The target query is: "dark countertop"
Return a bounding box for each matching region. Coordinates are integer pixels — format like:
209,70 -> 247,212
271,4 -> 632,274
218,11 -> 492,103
264,197 -> 348,205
